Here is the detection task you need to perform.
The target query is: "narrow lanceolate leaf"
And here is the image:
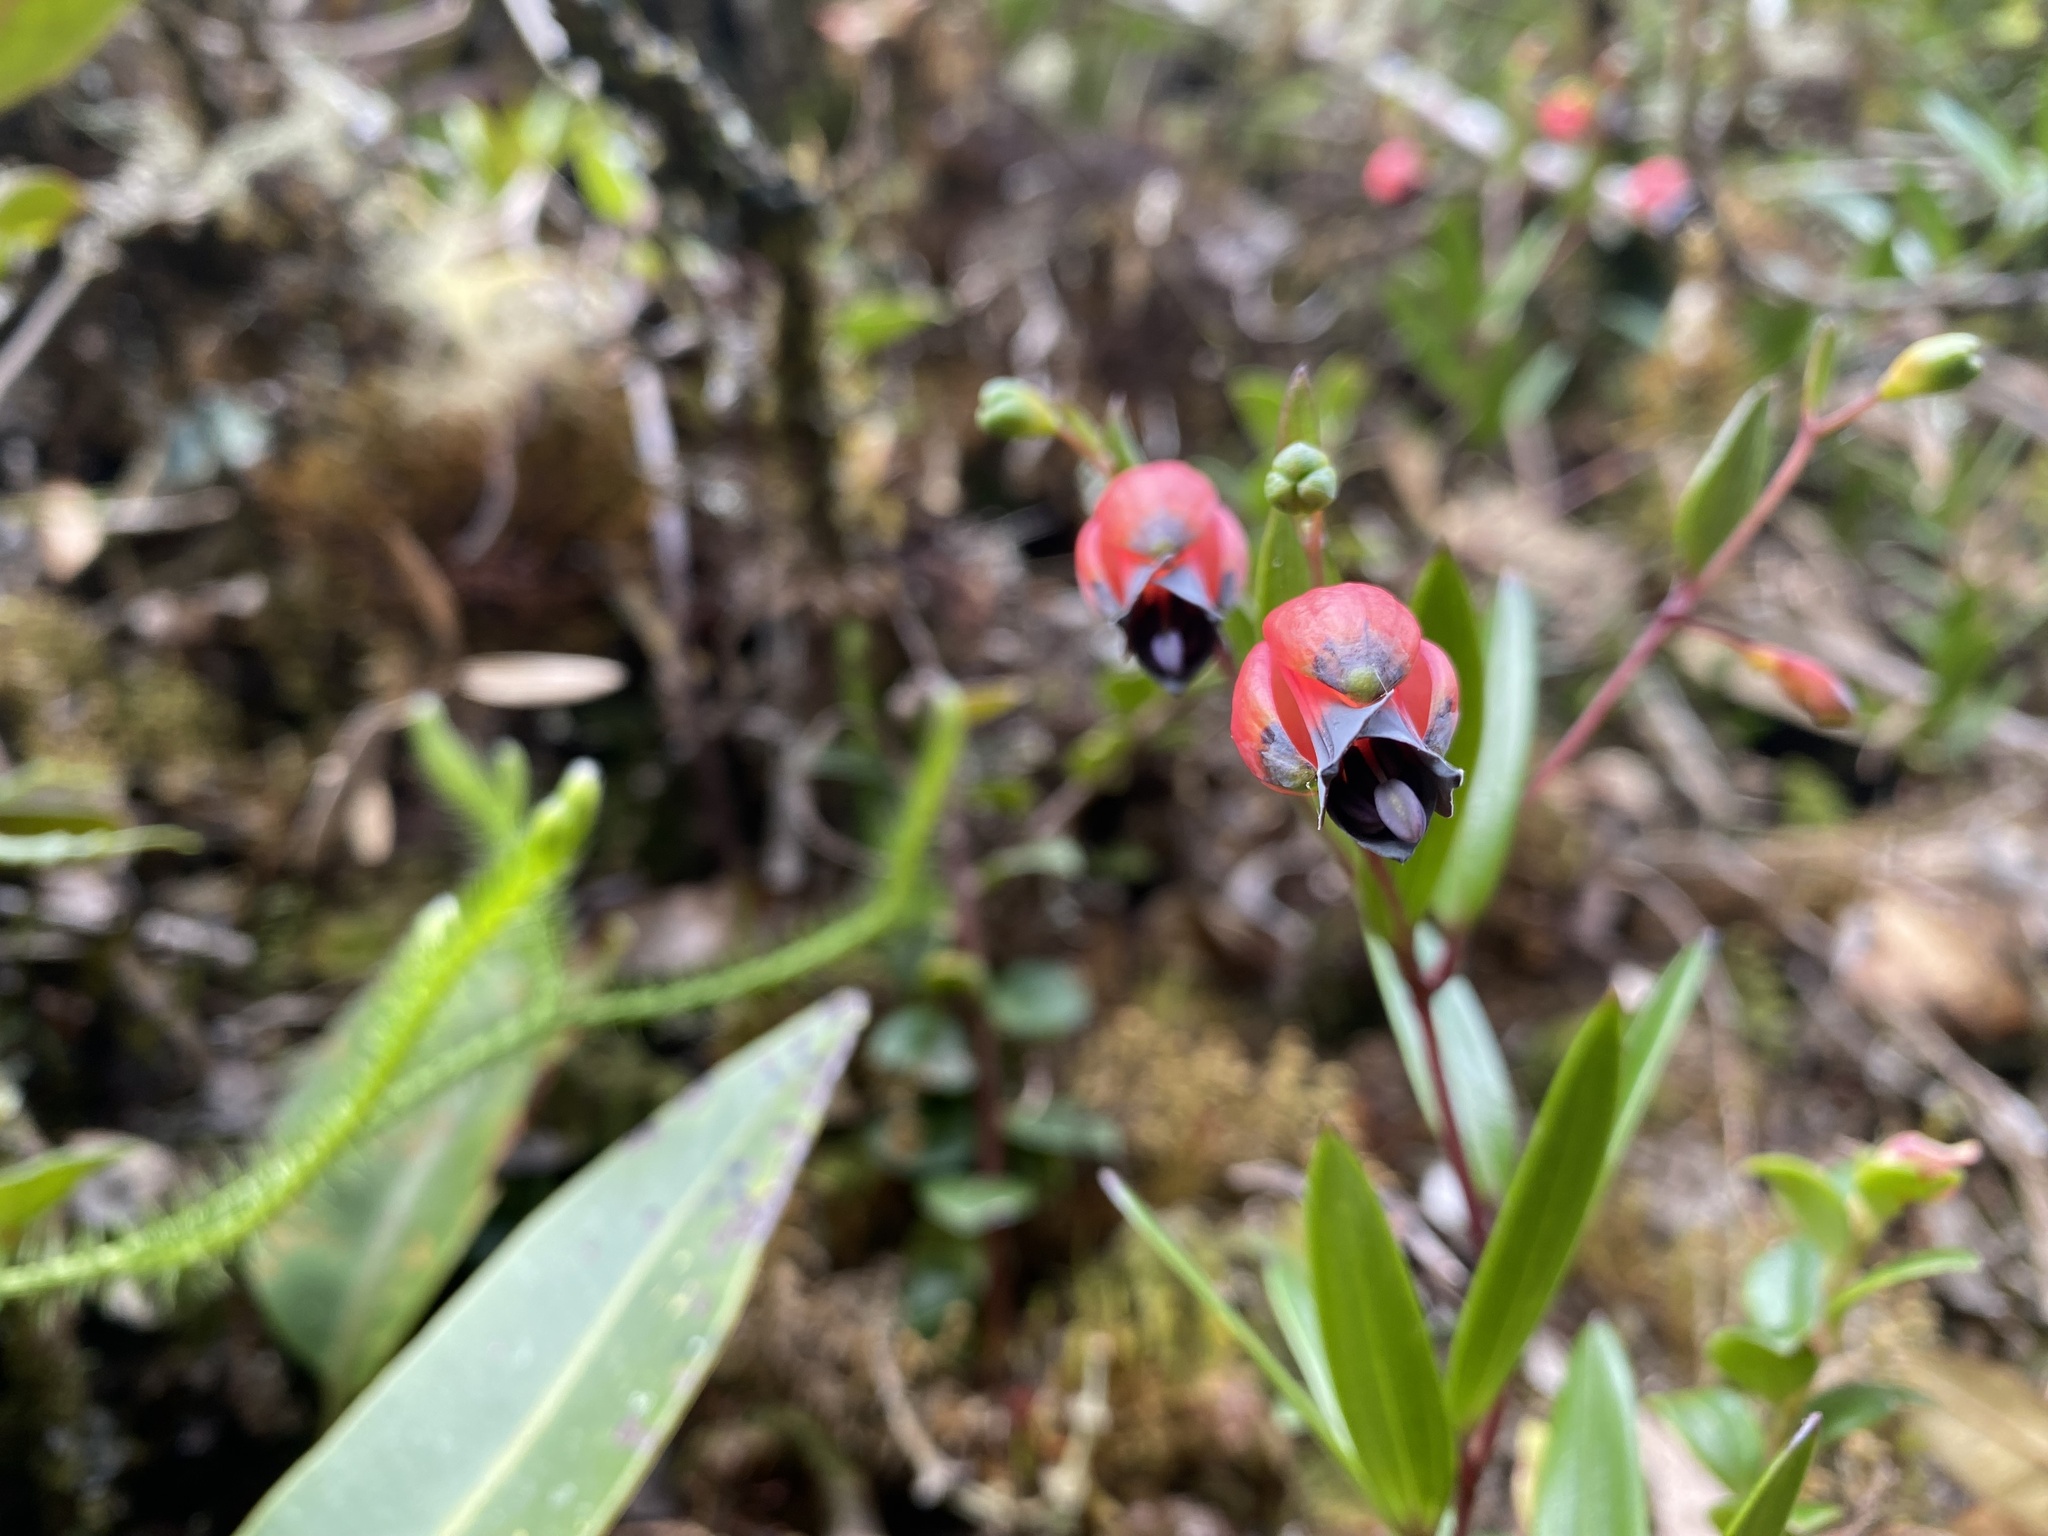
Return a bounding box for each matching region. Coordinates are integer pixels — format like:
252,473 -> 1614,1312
0,0 -> 141,112
1366,933 -> 1519,1201
1305,1135 -> 1454,1532
1101,1171 -> 1353,1474
0,824 -> 201,865
1430,573 -> 1536,930
1531,1320 -> 1648,1536
1724,1414 -> 1822,1536
1262,1249 -> 1353,1460
235,990 -> 870,1536
1672,384 -> 1774,573
1444,997 -> 1622,1430
0,1139 -> 135,1242
245,940 -> 556,1412
1397,551 -> 1487,916
1826,1247 -> 1981,1323
1602,935 -> 1713,1194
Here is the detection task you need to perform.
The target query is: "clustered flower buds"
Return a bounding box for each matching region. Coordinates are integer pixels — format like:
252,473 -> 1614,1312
1230,584 -> 1462,861
1075,461 -> 1248,691
1876,332 -> 1985,401
1265,441 -> 1339,515
1362,137 -> 1426,206
1736,641 -> 1857,729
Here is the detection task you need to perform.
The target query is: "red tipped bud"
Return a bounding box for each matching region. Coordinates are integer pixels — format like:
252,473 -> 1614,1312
1535,80 -> 1598,142
1362,137 -> 1426,206
1075,461 -> 1247,691
1738,642 -> 1856,729
1874,1131 -> 1982,1180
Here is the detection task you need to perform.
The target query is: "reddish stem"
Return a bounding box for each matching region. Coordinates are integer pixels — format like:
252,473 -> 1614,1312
1525,391 -> 1876,798
1455,1394 -> 1510,1534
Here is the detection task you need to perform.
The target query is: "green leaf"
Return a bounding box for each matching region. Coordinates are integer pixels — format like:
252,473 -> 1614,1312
0,825 -> 201,864
1429,573 -> 1537,930
1314,356 -> 1372,448
1251,505 -> 1314,620
1801,319 -> 1838,416
245,943 -> 556,1411
985,960 -> 1092,1041
1724,1414 -> 1822,1536
1826,1246 -> 1980,1322
1365,933 -> 1519,1201
0,167 -> 82,264
1804,1382 -> 1916,1444
1742,1240 -> 1826,1349
0,1138 -> 135,1243
864,1004 -> 978,1094
1532,1320 -> 1648,1536
1671,385 -> 1775,573
1923,93 -> 2023,200
1396,552 -> 1486,916
1227,368 -> 1287,450
1603,935 -> 1714,1193
1743,1153 -> 1852,1259
1304,1134 -> 1455,1531
1444,997 -> 1621,1430
1100,1170 -> 1353,1470
0,0 -> 141,112
833,290 -> 947,358
1650,1387 -> 1764,1493
1852,1152 -> 1964,1225
234,989 -> 867,1536
1707,1327 -> 1818,1403
567,109 -> 655,228
917,1173 -> 1039,1237
1477,214 -> 1568,345
1502,344 -> 1576,432
1261,1247 -> 1352,1459
1003,1099 -> 1123,1160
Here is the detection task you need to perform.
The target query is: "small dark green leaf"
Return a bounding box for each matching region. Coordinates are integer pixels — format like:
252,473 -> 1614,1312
1725,1414 -> 1822,1536
1826,1246 -> 1980,1322
1804,1382 -> 1916,1444
1430,573 -> 1537,930
1707,1327 -> 1819,1403
0,1139 -> 134,1242
917,1174 -> 1039,1238
1531,1320 -> 1648,1536
1003,1099 -> 1123,1160
1396,552 -> 1486,915
1671,385 -> 1775,573
1100,1171 -> 1353,1470
864,1005 -> 978,1093
0,0 -> 141,112
1602,935 -> 1714,1192
1742,1240 -> 1826,1348
1744,1153 -> 1852,1259
1305,1134 -> 1455,1532
985,960 -> 1091,1041
1444,997 -> 1621,1430
1650,1387 -> 1764,1493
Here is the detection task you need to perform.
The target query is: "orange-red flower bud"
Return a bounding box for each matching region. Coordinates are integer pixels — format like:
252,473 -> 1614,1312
1535,80 -> 1598,142
1738,642 -> 1857,729
1362,138 -> 1426,206
1075,461 -> 1247,690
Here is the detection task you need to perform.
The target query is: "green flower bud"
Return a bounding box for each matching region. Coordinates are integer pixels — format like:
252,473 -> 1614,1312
1876,333 -> 1984,401
529,758 -> 604,864
1264,441 -> 1339,514
974,377 -> 1061,439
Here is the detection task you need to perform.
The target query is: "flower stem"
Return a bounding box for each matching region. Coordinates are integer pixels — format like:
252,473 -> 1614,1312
1525,390 -> 1877,798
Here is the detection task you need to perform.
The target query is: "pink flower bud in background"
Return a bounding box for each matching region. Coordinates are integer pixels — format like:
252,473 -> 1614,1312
1875,1132 -> 1983,1180
1738,642 -> 1857,729
1619,154 -> 1694,234
1535,80 -> 1598,143
1362,137 -> 1426,206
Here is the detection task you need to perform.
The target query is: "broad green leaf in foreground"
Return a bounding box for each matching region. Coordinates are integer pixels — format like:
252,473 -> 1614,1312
1725,1414 -> 1822,1536
1444,996 -> 1621,1429
236,989 -> 870,1536
1429,573 -> 1537,930
0,0 -> 141,112
1532,1320 -> 1648,1536
245,941 -> 554,1412
1305,1134 -> 1454,1533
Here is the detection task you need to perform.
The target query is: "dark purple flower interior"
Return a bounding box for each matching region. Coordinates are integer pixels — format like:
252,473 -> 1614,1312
1121,588 -> 1219,691
1325,736 -> 1459,861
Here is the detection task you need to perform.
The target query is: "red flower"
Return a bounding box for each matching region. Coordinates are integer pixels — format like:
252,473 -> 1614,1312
1620,154 -> 1694,233
1075,460 -> 1248,690
1231,584 -> 1461,860
1362,137 -> 1426,206
1535,80 -> 1598,142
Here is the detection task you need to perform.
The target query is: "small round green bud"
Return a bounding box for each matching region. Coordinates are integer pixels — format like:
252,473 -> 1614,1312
974,377 -> 1061,439
1264,441 -> 1339,514
1876,332 -> 1984,401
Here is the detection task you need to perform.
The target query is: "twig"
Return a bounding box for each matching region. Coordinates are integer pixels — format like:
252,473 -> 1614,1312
0,233 -> 116,409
